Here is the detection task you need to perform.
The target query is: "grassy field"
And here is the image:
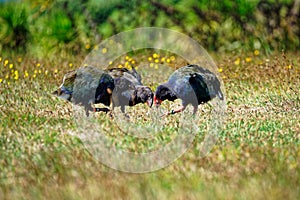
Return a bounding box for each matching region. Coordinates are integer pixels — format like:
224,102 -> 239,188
0,50 -> 299,199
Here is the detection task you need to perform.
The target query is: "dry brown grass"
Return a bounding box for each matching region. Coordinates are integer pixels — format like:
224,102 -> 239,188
0,50 -> 299,199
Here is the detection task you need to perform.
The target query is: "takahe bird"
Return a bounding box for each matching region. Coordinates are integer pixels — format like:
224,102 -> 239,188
53,66 -> 153,115
53,66 -> 114,115
154,65 -> 224,116
104,67 -> 153,113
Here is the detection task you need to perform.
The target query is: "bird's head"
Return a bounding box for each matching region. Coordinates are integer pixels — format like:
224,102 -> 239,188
134,86 -> 154,107
52,70 -> 76,101
52,87 -> 72,101
154,84 -> 177,107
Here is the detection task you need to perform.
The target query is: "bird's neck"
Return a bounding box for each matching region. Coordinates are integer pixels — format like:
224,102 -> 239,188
129,93 -> 137,106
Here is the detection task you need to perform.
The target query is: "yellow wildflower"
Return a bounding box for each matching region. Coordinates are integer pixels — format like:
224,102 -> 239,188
218,68 -> 223,73
9,64 -> 13,69
118,64 -> 123,68
17,57 -> 22,63
245,57 -> 252,62
125,56 -> 129,60
109,40 -> 114,45
5,74 -> 9,79
131,60 -> 135,64
24,71 -> 29,78
85,44 -> 91,50
166,59 -> 171,63
0,57 -> 2,62
36,63 -> 41,67
54,69 -> 58,73
148,57 -> 152,61
109,61 -> 113,65
0,78 -> 2,83
170,56 -> 175,61
4,59 -> 8,66
102,48 -> 107,54
153,53 -> 159,58
33,74 -> 36,78
150,63 -> 154,68
44,70 -> 48,75
69,63 -> 73,67
254,50 -> 260,56
34,69 -> 38,74
125,61 -> 129,67
155,64 -> 159,69
234,58 -> 240,65
38,70 -> 42,74
286,65 -> 292,69
154,59 -> 159,63
7,82 -> 10,85
161,57 -> 165,62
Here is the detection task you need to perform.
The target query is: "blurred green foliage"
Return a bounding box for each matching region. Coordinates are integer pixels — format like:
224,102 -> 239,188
0,0 -> 299,56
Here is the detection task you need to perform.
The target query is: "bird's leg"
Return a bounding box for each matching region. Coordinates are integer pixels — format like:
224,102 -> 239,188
121,105 -> 125,113
120,105 -> 130,118
193,106 -> 198,115
85,108 -> 90,117
109,95 -> 114,118
85,103 -> 94,116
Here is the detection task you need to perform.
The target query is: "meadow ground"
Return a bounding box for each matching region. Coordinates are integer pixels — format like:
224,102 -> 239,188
0,51 -> 299,199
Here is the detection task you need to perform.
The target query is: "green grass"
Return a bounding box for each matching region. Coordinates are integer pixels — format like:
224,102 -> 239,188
0,51 -> 299,199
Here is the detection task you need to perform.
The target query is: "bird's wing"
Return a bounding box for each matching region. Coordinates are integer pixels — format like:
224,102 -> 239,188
191,65 -> 223,100
72,66 -> 114,106
167,69 -> 197,106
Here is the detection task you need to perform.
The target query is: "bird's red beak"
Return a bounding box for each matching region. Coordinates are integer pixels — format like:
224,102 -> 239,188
146,98 -> 153,107
154,95 -> 162,106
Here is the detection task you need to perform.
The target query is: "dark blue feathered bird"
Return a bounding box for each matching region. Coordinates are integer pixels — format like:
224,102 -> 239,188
53,66 -> 114,115
154,65 -> 224,116
106,67 -> 153,113
53,66 -> 153,115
